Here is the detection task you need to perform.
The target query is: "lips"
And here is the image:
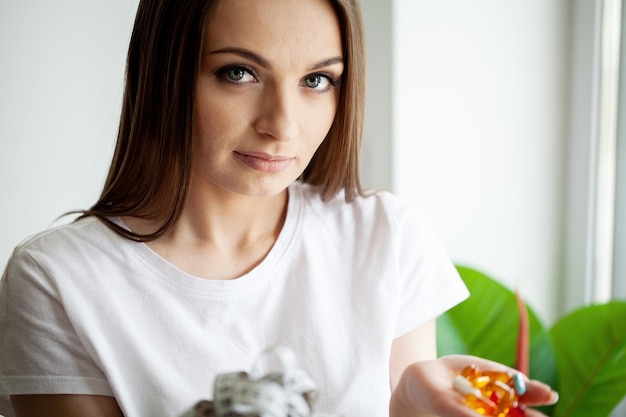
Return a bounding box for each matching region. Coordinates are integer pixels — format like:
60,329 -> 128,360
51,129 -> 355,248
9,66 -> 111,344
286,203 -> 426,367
234,151 -> 295,173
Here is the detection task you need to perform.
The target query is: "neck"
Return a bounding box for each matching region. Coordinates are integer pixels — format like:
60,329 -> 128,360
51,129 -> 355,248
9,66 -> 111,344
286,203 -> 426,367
123,185 -> 290,280
175,186 -> 289,248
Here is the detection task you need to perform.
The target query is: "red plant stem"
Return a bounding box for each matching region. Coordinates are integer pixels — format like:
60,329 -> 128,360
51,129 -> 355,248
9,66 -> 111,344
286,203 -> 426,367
515,290 -> 529,375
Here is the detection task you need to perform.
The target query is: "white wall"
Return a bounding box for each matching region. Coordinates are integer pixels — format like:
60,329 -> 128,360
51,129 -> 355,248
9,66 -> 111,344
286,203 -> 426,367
0,1 -> 139,269
392,0 -> 570,324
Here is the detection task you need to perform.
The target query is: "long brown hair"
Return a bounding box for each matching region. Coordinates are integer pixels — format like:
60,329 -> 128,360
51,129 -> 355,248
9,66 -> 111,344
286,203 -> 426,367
83,0 -> 366,241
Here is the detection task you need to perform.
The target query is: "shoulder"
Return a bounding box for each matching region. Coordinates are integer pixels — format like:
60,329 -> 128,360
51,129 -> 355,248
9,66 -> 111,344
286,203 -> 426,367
3,216 -> 137,305
289,182 -> 435,247
15,216 -> 116,252
292,181 -> 425,228
8,216 -> 123,273
292,181 -> 412,216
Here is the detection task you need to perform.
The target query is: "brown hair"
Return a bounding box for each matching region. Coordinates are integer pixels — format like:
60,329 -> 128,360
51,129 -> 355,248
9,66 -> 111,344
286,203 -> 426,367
83,0 -> 366,241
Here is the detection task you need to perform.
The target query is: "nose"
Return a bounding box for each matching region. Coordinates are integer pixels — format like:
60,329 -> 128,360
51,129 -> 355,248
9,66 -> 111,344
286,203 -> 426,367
254,83 -> 300,141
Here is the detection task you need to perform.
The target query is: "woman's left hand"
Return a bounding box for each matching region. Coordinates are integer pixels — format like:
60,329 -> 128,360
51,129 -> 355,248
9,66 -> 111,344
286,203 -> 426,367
389,354 -> 558,417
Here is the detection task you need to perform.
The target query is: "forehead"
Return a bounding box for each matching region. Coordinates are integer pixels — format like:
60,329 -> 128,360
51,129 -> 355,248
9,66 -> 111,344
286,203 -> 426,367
204,0 -> 343,62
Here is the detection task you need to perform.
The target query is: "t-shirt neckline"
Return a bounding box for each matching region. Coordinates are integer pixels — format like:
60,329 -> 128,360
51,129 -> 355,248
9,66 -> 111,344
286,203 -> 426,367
115,184 -> 302,293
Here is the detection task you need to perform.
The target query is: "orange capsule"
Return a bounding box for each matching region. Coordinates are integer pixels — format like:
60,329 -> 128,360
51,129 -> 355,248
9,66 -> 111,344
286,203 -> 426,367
453,365 -> 525,417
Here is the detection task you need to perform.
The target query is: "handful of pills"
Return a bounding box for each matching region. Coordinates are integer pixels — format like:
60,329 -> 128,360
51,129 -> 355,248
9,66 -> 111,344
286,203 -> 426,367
453,364 -> 527,417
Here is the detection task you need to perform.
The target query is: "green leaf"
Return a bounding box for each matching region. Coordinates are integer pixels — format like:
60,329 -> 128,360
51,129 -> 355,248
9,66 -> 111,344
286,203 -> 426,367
550,301 -> 626,417
436,266 -> 556,388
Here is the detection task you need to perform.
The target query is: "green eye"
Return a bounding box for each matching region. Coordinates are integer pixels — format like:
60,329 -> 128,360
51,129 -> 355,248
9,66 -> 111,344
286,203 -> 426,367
218,66 -> 254,84
227,68 -> 246,81
303,74 -> 336,92
305,75 -> 323,88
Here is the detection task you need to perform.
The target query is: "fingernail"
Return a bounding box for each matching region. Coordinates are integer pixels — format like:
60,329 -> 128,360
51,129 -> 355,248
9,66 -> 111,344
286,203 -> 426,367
547,390 -> 559,405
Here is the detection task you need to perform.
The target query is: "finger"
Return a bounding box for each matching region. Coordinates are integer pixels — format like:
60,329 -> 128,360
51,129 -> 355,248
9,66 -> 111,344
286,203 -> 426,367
429,393 -> 494,417
520,381 -> 559,406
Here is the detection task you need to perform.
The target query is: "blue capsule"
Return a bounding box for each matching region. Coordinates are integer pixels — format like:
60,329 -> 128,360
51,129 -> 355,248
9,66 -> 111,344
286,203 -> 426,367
513,373 -> 527,396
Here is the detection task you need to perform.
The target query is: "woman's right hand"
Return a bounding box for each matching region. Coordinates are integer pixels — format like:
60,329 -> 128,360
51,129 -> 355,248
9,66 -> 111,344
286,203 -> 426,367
11,394 -> 123,417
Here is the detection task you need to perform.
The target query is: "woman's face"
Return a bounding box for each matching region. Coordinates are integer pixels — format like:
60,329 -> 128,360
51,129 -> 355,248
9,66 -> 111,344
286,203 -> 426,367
193,0 -> 343,198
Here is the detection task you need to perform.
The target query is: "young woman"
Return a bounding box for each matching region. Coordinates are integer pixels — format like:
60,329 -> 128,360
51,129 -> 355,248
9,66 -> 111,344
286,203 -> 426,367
0,0 -> 557,416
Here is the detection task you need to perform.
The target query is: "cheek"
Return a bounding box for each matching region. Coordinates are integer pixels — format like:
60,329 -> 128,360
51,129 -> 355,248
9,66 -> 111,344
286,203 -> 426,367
194,97 -> 243,148
304,98 -> 339,146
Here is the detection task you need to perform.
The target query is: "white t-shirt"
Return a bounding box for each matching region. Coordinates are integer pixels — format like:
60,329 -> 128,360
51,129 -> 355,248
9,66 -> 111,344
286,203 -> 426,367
0,182 -> 468,417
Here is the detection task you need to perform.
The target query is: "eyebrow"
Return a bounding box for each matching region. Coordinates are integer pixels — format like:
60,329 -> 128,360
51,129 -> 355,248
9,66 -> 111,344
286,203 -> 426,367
207,47 -> 344,71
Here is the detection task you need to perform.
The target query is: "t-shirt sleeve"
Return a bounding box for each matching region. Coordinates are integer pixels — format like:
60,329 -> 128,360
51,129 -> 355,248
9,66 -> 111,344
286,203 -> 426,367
0,245 -> 114,404
392,199 -> 469,338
